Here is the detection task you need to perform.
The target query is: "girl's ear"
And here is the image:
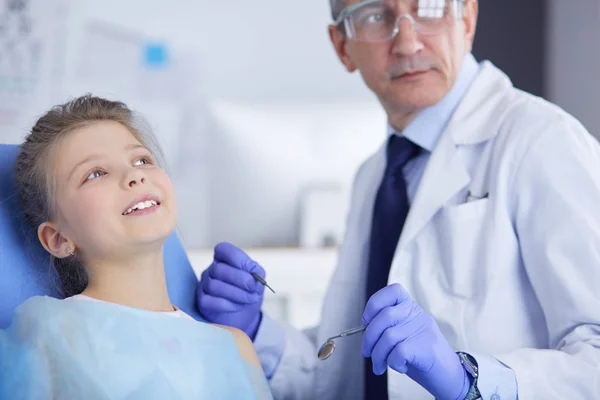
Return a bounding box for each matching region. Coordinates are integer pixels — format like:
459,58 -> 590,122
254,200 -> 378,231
38,222 -> 75,259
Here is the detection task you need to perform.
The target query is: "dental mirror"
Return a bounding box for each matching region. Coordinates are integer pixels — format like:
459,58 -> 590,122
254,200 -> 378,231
317,324 -> 367,360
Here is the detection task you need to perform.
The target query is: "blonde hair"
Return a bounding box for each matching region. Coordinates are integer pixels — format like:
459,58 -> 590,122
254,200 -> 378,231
14,94 -> 165,297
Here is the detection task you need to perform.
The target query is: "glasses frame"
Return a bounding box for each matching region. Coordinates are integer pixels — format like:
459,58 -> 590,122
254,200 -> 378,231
334,0 -> 466,43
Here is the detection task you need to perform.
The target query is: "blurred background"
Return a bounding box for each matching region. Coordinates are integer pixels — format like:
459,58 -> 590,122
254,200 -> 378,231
1,0 -> 599,330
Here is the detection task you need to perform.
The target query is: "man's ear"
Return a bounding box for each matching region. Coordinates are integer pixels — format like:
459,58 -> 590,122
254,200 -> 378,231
328,24 -> 357,72
462,0 -> 479,51
38,222 -> 74,259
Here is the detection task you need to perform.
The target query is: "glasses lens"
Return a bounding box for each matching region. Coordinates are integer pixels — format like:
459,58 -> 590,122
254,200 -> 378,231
414,0 -> 454,33
345,0 -> 459,42
348,1 -> 397,42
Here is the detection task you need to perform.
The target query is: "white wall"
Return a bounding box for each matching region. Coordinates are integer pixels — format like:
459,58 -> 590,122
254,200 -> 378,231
546,0 -> 600,138
69,0 -> 376,104
2,0 -> 380,143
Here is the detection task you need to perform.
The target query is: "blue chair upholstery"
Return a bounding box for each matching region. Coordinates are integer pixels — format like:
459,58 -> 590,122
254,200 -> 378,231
0,144 -> 202,328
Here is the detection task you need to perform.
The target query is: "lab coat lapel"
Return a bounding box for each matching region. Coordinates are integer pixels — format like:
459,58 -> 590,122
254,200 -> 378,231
349,142 -> 387,286
397,61 -> 512,250
398,128 -> 470,250
315,143 -> 387,400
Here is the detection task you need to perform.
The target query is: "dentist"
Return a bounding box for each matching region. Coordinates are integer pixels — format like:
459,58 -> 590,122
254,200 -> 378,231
197,0 -> 600,399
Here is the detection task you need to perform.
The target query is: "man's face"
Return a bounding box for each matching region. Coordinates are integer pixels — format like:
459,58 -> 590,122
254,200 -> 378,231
329,0 -> 478,116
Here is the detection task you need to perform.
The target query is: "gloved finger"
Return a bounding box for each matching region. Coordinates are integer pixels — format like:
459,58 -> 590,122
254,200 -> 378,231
214,242 -> 250,265
207,260 -> 252,288
197,292 -> 246,313
209,261 -> 265,294
371,320 -> 422,375
214,242 -> 266,277
198,267 -> 211,293
362,301 -> 419,357
387,342 -> 410,374
362,283 -> 412,325
370,325 -> 403,375
203,277 -> 262,305
215,242 -> 254,269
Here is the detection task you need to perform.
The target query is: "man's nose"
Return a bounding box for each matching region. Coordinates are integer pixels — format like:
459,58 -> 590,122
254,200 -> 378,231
391,15 -> 423,56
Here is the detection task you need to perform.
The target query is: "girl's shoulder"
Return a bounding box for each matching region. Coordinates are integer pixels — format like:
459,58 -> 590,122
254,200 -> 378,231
210,323 -> 263,371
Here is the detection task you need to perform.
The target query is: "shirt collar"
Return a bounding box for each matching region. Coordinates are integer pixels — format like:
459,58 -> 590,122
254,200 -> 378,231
387,52 -> 480,152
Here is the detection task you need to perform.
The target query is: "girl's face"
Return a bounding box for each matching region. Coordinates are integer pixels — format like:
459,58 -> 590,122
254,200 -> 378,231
39,121 -> 177,263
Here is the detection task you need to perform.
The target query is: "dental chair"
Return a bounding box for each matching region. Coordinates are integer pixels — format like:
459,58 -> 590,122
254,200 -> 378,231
0,143 -> 203,329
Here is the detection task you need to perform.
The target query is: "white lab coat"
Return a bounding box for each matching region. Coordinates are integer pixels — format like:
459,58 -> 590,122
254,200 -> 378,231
262,61 -> 600,399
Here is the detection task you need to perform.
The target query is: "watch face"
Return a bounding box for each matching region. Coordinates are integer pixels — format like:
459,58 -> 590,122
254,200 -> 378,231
459,353 -> 478,377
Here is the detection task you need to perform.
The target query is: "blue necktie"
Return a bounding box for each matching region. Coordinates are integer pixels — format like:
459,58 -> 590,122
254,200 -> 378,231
364,135 -> 421,400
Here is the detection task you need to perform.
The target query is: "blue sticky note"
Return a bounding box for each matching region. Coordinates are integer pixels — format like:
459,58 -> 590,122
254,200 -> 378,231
143,43 -> 168,68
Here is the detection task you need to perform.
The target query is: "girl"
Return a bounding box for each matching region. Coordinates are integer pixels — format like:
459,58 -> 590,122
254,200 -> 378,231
1,94 -> 272,399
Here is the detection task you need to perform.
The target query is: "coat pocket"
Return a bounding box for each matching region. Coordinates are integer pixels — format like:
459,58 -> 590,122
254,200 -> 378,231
437,198 -> 492,297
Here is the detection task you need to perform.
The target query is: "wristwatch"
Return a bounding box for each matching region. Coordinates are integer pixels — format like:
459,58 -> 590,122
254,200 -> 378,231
457,352 -> 482,400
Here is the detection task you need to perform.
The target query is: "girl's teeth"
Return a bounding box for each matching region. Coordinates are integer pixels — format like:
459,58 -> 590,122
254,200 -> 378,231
124,200 -> 159,215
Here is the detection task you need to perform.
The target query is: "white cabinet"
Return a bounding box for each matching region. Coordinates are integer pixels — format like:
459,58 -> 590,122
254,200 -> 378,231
186,247 -> 338,330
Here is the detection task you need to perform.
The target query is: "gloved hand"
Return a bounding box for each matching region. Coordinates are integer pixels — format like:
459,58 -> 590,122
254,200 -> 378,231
362,283 -> 470,400
197,242 -> 266,340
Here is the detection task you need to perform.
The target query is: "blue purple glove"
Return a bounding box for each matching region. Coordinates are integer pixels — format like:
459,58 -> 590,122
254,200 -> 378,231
362,283 -> 471,400
196,242 -> 266,340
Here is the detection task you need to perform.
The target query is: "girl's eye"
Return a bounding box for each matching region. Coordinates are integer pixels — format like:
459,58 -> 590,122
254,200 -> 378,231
133,156 -> 152,166
85,169 -> 106,182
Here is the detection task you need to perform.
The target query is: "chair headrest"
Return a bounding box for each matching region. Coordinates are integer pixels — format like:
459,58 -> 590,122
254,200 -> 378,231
0,144 -> 202,328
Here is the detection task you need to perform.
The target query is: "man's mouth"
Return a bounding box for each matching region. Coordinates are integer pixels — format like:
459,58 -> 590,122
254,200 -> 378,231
122,199 -> 161,216
397,70 -> 429,79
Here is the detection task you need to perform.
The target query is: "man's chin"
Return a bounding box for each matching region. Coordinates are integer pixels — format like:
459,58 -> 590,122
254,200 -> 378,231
397,79 -> 444,101
387,90 -> 446,111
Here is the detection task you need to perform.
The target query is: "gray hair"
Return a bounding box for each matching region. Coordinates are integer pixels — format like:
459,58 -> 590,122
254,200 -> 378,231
14,94 -> 165,297
330,0 -> 467,23
330,0 -> 347,21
